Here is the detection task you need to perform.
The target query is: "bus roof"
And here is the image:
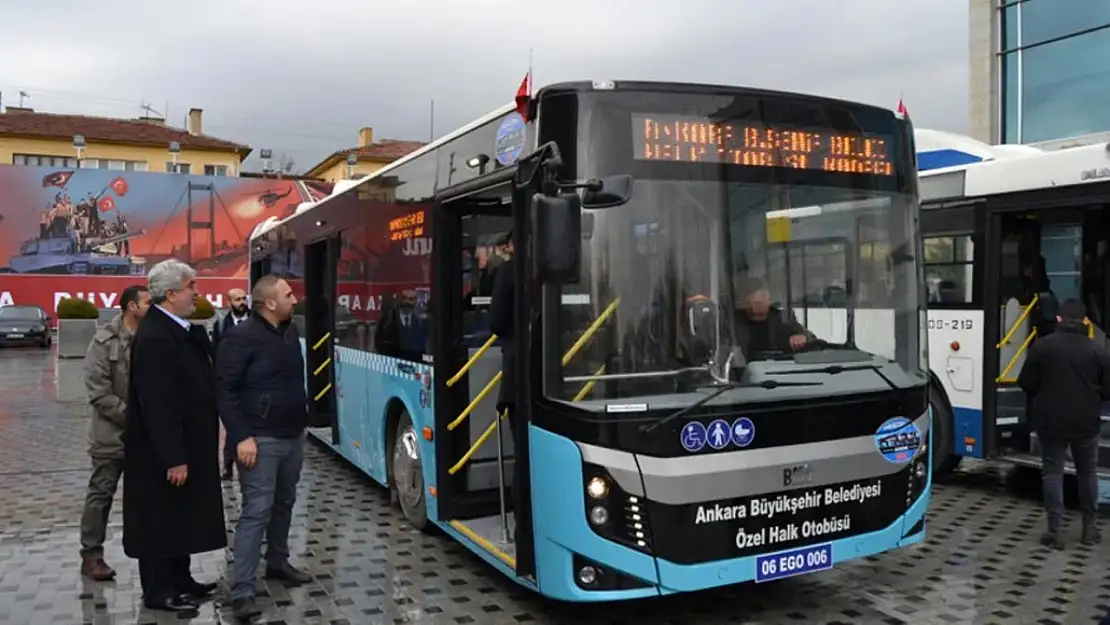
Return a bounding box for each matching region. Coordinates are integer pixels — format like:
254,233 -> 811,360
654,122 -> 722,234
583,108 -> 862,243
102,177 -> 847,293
255,79 -> 920,239
920,140 -> 1110,203
253,101 -> 516,239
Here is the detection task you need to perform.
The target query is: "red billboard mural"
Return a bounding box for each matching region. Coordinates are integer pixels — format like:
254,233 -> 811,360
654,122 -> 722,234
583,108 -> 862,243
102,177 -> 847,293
0,165 -> 332,313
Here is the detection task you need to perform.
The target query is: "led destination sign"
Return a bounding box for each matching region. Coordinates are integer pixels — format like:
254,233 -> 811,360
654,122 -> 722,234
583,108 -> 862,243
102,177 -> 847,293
633,113 -> 894,176
389,211 -> 426,241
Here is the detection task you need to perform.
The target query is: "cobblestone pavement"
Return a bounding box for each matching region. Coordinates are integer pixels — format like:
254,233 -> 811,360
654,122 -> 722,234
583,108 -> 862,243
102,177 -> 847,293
1,346 -> 1109,624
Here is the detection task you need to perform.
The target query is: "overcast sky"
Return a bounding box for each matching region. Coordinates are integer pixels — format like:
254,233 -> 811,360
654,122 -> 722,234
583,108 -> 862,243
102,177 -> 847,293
0,0 -> 968,173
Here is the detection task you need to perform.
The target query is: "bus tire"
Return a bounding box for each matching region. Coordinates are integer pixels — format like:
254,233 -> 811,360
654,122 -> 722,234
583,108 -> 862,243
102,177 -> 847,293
929,382 -> 962,477
391,410 -> 429,531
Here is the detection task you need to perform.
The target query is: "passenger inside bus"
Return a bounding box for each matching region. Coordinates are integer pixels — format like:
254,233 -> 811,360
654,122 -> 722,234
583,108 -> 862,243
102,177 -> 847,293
374,289 -> 429,361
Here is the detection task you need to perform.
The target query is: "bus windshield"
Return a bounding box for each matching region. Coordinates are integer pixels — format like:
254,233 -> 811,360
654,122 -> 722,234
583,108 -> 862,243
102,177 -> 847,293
541,88 -> 925,410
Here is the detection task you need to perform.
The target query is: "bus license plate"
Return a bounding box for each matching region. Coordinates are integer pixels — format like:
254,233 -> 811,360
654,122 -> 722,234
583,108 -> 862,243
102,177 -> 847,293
755,543 -> 833,583
6,333 -> 24,339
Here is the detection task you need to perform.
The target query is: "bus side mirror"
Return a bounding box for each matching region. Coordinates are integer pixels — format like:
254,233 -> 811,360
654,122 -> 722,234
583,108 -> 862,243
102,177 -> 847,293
582,175 -> 633,209
532,192 -> 582,284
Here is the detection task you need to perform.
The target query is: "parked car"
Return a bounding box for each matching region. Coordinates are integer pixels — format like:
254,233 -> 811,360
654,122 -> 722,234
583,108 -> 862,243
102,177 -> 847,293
0,305 -> 53,348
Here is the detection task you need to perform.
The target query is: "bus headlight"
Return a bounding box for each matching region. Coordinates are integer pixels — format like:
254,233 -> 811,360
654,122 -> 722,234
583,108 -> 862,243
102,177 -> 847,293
587,476 -> 609,499
914,460 -> 927,479
589,505 -> 609,526
577,565 -> 599,586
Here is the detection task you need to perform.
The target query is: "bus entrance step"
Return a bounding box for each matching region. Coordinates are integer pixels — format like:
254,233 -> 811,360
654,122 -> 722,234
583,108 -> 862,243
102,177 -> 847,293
1030,433 -> 1110,468
449,514 -> 517,568
1003,452 -> 1110,479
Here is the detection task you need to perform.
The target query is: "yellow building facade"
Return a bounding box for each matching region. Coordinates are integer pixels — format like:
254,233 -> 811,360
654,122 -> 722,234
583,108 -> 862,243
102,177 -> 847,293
304,127 -> 425,182
0,107 -> 250,175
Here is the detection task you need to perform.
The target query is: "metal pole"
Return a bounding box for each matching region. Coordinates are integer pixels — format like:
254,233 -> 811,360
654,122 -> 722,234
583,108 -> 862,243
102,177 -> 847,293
495,410 -> 509,543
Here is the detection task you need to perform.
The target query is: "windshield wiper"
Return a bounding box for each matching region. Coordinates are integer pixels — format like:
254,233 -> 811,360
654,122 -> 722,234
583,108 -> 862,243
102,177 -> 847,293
639,379 -> 822,436
769,362 -> 899,390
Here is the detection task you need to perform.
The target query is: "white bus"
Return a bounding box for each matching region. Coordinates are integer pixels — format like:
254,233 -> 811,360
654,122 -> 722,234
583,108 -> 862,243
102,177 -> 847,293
918,136 -> 1110,493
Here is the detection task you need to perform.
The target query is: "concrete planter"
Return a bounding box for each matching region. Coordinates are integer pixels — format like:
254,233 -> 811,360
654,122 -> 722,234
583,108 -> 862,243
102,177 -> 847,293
54,358 -> 88,402
57,319 -> 98,359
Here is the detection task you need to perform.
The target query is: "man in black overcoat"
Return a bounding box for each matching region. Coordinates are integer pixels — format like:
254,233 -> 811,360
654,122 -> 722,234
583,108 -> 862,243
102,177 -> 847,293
123,259 -> 226,616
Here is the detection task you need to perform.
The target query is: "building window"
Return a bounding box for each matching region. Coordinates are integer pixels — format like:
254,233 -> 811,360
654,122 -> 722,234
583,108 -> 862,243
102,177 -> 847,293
1021,0 -> 1110,48
924,235 -> 974,304
1001,51 -> 1021,144
166,162 -> 192,174
80,159 -> 99,169
1001,2 -> 1020,52
1021,27 -> 1110,143
12,153 -> 80,168
204,164 -> 229,176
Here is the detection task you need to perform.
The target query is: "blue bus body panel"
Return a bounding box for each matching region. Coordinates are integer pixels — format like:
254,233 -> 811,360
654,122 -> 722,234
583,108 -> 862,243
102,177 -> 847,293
952,406 -> 985,458
302,341 -> 439,520
530,427 -> 662,601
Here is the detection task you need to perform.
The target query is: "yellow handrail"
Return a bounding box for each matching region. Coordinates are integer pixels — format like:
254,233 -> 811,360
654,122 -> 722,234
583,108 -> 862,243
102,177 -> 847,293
448,410 -> 507,475
449,361 -> 609,475
445,298 -> 621,432
997,327 -> 1036,383
997,295 -> 1038,349
446,333 -> 499,388
447,372 -> 502,431
312,332 -> 333,402
572,364 -> 606,402
561,299 -> 620,366
445,298 -> 622,474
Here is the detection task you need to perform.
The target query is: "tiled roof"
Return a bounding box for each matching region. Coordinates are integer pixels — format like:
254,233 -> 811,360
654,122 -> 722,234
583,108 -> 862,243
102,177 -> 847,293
0,110 -> 250,156
344,140 -> 427,162
305,139 -> 427,176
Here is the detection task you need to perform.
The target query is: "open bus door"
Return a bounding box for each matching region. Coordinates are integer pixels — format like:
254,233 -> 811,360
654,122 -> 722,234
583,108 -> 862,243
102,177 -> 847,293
303,236 -> 340,444
987,210 -> 1044,457
430,168 -> 537,580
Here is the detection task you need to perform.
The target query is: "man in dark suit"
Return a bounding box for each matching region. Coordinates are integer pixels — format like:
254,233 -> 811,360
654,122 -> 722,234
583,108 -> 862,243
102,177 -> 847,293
211,287 -> 251,480
123,259 -> 226,616
374,289 -> 429,362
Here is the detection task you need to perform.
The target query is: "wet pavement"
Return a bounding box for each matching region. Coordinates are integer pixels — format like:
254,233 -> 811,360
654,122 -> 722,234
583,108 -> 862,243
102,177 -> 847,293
1,346 -> 1109,624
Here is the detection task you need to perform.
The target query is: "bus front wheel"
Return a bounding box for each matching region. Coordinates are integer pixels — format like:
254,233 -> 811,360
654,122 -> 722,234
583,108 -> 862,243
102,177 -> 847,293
391,410 -> 429,531
930,383 -> 962,478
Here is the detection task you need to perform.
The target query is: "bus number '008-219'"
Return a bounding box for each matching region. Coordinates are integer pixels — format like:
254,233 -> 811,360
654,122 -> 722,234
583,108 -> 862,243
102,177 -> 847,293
927,318 -> 974,331
755,543 -> 833,583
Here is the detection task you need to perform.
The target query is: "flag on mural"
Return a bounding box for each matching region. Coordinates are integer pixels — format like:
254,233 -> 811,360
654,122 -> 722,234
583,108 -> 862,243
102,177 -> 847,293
896,98 -> 909,119
515,72 -> 531,121
42,171 -> 73,188
109,176 -> 129,197
97,196 -> 116,212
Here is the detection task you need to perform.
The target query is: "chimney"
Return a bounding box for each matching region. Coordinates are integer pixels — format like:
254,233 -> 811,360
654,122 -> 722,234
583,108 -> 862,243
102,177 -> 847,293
358,127 -> 374,147
187,108 -> 203,136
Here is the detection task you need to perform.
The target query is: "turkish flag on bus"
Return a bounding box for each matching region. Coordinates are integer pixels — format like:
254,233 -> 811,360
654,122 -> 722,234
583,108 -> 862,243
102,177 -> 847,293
896,98 -> 910,119
515,72 -> 531,121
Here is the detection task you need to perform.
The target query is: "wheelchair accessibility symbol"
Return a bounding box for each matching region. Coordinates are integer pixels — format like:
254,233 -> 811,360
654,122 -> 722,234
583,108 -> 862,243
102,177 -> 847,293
680,422 -> 707,452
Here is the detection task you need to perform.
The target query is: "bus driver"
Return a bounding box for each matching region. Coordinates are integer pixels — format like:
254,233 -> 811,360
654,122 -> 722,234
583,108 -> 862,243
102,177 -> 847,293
679,277 -> 813,372
731,277 -> 811,359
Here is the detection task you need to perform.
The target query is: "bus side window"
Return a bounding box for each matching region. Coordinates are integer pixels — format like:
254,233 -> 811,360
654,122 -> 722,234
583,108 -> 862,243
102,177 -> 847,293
923,235 -> 974,304
336,226 -> 371,351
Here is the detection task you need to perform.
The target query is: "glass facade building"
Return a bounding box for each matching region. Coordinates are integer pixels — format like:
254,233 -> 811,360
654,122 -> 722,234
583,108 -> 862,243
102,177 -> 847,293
998,0 -> 1110,144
